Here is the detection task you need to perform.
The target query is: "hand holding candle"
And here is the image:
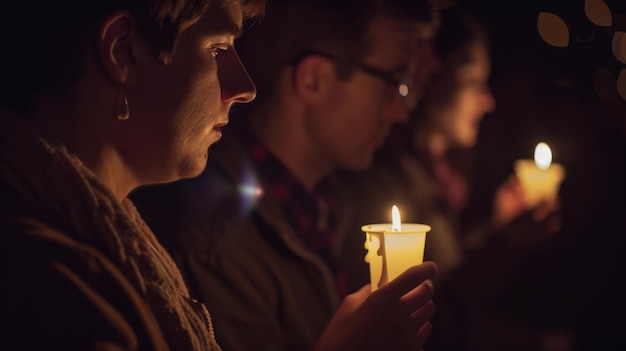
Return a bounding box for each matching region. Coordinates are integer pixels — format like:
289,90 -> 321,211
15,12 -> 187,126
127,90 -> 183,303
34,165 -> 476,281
362,205 -> 431,291
514,142 -> 566,208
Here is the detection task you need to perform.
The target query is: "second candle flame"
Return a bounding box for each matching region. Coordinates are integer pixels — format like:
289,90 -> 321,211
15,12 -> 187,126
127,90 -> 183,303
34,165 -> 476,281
534,142 -> 553,170
391,205 -> 401,232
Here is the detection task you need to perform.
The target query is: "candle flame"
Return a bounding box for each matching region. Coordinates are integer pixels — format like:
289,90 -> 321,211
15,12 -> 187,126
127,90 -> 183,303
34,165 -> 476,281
391,205 -> 401,231
534,142 -> 552,170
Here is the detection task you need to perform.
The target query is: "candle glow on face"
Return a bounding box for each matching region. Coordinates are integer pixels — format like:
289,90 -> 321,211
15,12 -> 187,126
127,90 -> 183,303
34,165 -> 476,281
534,142 -> 553,170
391,205 -> 401,232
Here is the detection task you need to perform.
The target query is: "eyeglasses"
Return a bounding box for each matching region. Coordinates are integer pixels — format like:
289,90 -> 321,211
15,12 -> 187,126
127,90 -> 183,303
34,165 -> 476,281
291,51 -> 413,102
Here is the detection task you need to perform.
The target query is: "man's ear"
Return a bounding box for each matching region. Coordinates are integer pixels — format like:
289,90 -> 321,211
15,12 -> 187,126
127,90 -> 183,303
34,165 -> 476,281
292,55 -> 335,104
98,11 -> 138,87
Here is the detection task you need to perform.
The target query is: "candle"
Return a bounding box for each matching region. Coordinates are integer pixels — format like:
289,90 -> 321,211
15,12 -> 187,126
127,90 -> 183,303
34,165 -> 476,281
514,142 -> 566,207
362,205 -> 431,291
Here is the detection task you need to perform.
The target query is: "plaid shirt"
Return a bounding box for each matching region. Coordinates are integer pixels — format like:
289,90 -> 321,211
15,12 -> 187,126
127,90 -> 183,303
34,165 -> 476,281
240,127 -> 347,298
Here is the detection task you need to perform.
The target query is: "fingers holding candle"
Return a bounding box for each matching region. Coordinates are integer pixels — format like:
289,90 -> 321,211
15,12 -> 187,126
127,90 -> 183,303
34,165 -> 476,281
314,262 -> 437,351
389,303 -> 435,351
400,300 -> 436,351
374,261 -> 437,302
362,205 -> 432,290
341,203 -> 437,351
491,174 -> 527,230
415,320 -> 434,350
366,262 -> 437,350
514,142 -> 566,208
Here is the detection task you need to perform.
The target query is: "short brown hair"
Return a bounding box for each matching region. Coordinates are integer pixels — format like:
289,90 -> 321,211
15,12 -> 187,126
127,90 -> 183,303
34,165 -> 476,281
235,0 -> 437,104
0,0 -> 265,112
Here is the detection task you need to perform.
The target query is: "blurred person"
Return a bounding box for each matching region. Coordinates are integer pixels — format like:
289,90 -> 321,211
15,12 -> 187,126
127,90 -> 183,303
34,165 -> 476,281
340,7 -> 563,351
341,5 -> 562,286
0,0 -> 438,350
132,0 -> 440,350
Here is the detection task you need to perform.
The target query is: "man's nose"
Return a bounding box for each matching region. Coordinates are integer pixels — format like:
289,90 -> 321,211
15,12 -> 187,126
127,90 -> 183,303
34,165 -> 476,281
218,49 -> 256,103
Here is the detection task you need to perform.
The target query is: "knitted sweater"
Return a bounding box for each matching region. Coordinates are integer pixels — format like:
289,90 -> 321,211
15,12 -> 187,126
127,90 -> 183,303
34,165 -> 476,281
0,107 -> 220,350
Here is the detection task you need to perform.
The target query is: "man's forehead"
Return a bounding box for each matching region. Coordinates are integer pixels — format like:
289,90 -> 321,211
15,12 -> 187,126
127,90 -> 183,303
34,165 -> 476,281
371,17 -> 435,45
368,17 -> 431,53
373,15 -> 437,35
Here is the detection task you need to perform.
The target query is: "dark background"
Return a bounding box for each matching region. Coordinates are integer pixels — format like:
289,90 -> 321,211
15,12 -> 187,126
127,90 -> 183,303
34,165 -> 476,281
452,0 -> 625,347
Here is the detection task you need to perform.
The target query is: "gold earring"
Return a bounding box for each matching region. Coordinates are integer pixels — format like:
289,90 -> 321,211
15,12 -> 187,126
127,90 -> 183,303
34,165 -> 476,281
117,92 -> 129,120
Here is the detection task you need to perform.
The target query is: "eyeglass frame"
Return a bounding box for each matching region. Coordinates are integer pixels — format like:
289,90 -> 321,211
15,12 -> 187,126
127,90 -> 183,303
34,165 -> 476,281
290,50 -> 413,101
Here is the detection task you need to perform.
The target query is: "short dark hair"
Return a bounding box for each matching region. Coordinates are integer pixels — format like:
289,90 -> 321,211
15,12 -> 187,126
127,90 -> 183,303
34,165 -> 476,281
235,0 -> 437,104
433,7 -> 489,69
0,0 -> 265,113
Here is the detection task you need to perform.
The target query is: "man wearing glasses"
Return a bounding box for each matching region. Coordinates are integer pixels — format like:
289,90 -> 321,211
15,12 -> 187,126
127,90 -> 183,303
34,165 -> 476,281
133,0 -> 439,350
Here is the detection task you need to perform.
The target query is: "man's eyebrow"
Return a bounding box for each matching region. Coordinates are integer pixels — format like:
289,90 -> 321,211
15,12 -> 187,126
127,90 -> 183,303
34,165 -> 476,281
224,24 -> 244,38
233,25 -> 244,39
390,62 -> 411,76
205,22 -> 243,38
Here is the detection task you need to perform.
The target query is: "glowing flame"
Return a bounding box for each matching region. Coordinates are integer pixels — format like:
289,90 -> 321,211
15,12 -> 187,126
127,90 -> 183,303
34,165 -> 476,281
391,205 -> 401,231
534,142 -> 553,170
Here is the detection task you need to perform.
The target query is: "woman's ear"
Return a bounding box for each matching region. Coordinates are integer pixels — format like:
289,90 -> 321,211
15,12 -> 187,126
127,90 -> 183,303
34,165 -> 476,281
98,11 -> 138,87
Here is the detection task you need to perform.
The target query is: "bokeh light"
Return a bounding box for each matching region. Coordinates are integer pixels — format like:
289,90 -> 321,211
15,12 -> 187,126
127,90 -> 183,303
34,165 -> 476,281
584,0 -> 612,27
538,12 -> 569,47
612,31 -> 626,64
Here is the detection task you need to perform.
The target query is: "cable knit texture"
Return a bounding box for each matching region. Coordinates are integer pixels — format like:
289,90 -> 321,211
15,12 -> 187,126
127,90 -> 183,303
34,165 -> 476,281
0,107 -> 220,350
